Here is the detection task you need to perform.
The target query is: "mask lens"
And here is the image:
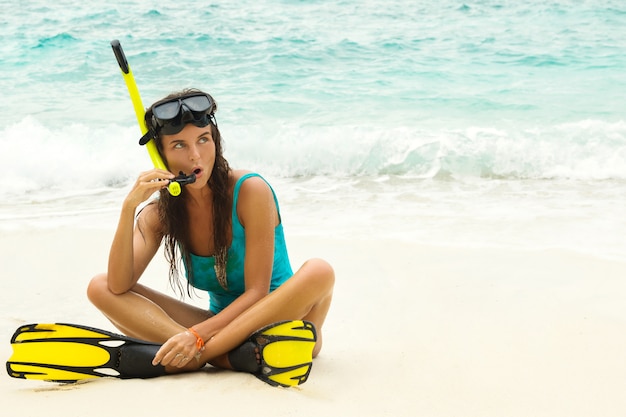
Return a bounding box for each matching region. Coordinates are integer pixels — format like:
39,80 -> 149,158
153,100 -> 182,121
183,95 -> 212,112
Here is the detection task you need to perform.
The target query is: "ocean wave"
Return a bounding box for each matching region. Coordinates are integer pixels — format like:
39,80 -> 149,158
224,120 -> 626,180
1,117 -> 624,200
0,117 -> 144,198
32,33 -> 79,49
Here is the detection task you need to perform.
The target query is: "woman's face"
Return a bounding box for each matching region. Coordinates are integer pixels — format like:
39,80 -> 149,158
160,123 -> 216,189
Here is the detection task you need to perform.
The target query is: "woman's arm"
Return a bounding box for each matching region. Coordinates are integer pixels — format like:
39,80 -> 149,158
107,169 -> 174,294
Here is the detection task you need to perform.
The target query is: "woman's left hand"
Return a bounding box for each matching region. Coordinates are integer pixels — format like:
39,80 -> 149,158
152,330 -> 201,368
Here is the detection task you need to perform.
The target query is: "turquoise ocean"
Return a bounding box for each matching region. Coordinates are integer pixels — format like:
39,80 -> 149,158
1,0 -> 625,260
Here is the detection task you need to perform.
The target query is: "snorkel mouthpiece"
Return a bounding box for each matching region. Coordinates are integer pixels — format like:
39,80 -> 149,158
173,171 -> 196,186
167,171 -> 196,196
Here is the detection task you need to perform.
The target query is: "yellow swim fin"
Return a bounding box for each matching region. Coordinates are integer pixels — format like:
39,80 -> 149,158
229,320 -> 318,387
6,323 -> 166,382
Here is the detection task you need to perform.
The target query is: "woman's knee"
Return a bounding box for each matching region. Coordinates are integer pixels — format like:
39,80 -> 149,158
303,258 -> 335,292
86,273 -> 110,306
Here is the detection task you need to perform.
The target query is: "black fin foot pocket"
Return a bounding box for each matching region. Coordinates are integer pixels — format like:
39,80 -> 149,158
228,341 -> 260,373
116,344 -> 166,379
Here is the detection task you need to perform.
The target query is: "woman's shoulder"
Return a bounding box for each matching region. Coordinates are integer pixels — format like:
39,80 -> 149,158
231,169 -> 272,195
231,169 -> 256,182
231,170 -> 276,224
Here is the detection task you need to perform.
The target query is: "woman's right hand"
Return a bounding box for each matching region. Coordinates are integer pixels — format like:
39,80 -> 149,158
124,169 -> 175,209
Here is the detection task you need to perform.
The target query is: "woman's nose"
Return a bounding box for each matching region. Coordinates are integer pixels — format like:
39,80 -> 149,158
189,144 -> 200,161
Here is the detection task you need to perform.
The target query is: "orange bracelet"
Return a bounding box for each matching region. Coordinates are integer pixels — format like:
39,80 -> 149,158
188,327 -> 205,351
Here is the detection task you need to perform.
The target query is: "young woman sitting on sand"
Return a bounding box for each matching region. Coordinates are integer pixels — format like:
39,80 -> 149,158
87,88 -> 334,386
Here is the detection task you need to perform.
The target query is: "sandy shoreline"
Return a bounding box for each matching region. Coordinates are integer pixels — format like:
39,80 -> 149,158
1,227 -> 626,416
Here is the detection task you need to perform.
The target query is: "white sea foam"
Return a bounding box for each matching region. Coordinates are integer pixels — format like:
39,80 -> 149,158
1,117 -> 625,200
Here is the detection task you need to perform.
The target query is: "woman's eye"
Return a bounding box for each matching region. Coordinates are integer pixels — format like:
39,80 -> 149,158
199,137 -> 209,144
173,142 -> 184,149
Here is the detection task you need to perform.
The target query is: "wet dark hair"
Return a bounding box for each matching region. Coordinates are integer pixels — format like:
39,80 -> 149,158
144,89 -> 232,295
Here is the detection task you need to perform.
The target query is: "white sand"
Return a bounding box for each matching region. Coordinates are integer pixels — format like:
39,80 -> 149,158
1,228 -> 626,416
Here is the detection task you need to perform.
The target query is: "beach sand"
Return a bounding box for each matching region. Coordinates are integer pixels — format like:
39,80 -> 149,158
1,227 -> 625,417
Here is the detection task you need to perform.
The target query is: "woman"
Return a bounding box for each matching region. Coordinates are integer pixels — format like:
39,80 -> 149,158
87,89 -> 334,385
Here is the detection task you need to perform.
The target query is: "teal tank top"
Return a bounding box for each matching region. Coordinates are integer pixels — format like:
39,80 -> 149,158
184,173 -> 293,313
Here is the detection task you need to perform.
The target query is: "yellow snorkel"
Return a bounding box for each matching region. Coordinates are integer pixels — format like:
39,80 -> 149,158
111,40 -> 192,196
